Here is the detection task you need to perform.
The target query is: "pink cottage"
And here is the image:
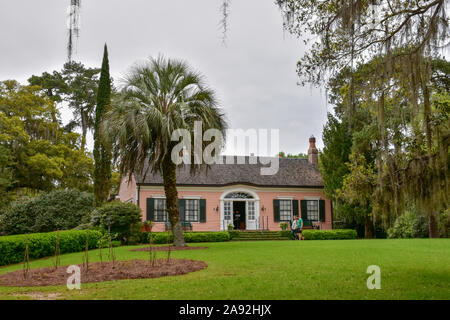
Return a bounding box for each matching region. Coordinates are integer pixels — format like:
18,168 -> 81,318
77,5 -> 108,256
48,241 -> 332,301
118,137 -> 332,232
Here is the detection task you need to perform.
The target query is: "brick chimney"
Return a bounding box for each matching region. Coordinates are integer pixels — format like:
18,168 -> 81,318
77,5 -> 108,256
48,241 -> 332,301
308,135 -> 318,168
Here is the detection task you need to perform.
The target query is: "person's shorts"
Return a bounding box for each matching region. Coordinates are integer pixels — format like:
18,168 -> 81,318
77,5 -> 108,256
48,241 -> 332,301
295,228 -> 302,233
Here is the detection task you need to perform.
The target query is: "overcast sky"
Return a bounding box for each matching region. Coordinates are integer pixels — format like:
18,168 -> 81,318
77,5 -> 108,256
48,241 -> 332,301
0,0 -> 328,156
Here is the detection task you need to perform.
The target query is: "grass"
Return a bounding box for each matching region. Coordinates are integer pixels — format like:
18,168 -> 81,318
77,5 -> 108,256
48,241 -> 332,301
0,239 -> 449,300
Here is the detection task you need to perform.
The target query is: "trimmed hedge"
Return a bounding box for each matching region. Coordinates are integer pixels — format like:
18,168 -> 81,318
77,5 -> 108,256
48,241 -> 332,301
302,229 -> 357,240
142,231 -> 230,244
0,230 -> 101,266
227,231 -> 239,240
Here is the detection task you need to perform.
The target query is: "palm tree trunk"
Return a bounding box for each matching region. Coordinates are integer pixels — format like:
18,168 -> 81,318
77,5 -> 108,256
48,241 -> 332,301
162,157 -> 185,246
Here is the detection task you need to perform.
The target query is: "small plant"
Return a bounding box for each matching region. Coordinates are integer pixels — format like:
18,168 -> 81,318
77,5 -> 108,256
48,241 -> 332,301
22,236 -> 30,279
54,230 -> 61,270
148,223 -> 153,267
82,230 -> 89,273
143,220 -> 154,232
280,222 -> 288,230
97,232 -> 111,264
107,225 -> 116,267
167,229 -> 171,264
228,224 -> 234,231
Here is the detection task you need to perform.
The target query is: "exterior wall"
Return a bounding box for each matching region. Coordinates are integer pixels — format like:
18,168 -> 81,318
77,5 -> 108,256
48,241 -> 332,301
136,185 -> 332,232
118,174 -> 137,204
139,188 -> 222,232
258,190 -> 332,231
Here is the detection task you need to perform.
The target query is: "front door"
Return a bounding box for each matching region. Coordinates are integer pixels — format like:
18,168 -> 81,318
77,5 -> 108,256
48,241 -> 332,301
233,201 -> 246,230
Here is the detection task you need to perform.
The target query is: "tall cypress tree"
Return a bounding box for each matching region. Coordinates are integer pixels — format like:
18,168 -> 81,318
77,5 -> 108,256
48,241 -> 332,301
93,44 -> 112,206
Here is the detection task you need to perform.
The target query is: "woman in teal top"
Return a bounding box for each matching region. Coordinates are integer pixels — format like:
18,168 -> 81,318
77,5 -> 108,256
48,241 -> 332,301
297,217 -> 304,240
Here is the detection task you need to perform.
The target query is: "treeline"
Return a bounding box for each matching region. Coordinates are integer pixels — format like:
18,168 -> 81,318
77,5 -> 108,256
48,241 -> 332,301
320,56 -> 450,238
0,50 -> 119,212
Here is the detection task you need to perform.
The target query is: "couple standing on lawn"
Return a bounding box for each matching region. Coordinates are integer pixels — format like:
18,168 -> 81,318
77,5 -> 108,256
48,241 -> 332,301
291,216 -> 304,240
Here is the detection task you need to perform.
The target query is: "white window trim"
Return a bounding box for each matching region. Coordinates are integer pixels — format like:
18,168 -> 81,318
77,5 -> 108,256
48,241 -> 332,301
182,196 -> 202,199
277,196 -> 294,200
152,195 -> 166,199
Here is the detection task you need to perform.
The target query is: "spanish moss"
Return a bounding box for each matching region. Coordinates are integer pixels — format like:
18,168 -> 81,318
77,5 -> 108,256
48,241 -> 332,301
276,0 -> 449,237
67,0 -> 81,61
220,0 -> 231,44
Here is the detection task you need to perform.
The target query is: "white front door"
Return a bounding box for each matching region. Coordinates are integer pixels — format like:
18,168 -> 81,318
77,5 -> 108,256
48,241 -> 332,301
220,189 -> 260,230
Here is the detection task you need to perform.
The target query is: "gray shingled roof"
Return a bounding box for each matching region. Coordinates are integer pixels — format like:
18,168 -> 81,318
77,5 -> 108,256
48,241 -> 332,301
135,156 -> 323,188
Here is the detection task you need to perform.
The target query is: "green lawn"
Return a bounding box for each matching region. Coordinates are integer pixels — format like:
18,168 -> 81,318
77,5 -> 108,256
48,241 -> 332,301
0,239 -> 449,300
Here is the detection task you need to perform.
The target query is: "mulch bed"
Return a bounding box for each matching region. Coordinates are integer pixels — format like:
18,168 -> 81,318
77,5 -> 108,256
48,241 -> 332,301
130,246 -> 209,252
0,259 -> 207,287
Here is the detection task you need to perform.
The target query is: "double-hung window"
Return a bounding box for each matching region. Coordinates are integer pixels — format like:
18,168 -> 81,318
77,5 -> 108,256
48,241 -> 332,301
306,200 -> 319,221
279,200 -> 292,221
185,199 -> 200,222
154,198 -> 168,222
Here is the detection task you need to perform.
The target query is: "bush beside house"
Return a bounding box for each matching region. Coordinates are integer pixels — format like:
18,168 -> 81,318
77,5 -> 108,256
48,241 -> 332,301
0,190 -> 94,235
90,201 -> 142,244
0,230 -> 101,266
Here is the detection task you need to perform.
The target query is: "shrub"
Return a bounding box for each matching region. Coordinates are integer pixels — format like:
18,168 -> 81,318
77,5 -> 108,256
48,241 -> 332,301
280,230 -> 292,238
0,190 -> 94,235
387,211 -> 429,239
0,230 -> 101,266
302,229 -> 357,240
227,231 -> 239,239
90,202 -> 142,244
141,231 -> 230,244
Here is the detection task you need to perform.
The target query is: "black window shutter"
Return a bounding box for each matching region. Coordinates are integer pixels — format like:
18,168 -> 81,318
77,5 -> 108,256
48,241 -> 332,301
273,199 -> 280,222
199,199 -> 206,223
319,200 -> 326,222
293,200 -> 299,218
146,198 -> 155,221
300,200 -> 308,220
178,199 -> 185,222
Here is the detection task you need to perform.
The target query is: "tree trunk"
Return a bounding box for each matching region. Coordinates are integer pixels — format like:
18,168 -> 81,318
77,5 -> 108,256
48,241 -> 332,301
162,157 -> 185,246
364,216 -> 374,239
81,111 -> 87,150
429,213 -> 439,238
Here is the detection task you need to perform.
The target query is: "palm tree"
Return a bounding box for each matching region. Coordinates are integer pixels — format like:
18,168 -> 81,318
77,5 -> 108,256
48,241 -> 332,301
104,56 -> 227,246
